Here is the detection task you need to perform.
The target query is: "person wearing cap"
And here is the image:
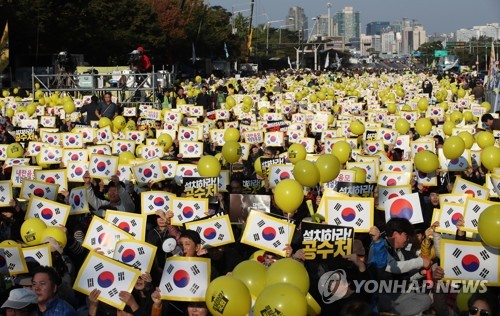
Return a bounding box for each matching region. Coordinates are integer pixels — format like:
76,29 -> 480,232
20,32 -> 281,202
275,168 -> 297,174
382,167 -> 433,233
135,46 -> 151,73
1,288 -> 38,316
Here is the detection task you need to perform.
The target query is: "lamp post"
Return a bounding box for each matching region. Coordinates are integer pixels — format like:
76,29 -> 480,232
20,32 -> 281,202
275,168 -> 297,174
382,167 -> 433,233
266,20 -> 284,55
327,3 -> 332,37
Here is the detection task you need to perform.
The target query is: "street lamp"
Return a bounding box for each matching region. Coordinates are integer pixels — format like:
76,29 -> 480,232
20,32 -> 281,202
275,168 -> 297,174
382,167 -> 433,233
266,20 -> 284,55
231,9 -> 250,35
327,3 -> 332,37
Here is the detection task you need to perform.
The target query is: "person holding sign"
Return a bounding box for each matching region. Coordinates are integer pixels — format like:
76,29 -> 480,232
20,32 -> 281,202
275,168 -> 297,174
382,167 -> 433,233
368,219 -> 443,315
83,172 -> 135,216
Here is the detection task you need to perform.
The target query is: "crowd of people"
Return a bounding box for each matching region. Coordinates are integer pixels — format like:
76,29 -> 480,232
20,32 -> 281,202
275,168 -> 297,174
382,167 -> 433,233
0,67 -> 499,316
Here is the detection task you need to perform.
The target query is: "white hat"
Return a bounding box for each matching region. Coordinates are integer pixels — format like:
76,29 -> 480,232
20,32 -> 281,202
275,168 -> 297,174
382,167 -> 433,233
1,288 -> 37,310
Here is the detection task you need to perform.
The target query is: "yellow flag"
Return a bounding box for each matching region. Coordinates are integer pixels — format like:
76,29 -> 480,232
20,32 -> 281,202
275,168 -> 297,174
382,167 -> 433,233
0,22 -> 9,73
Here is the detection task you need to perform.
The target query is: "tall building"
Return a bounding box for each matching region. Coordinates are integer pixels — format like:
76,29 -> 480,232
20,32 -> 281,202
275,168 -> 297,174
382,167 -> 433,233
456,23 -> 500,41
286,6 -> 308,39
366,21 -> 390,36
334,6 -> 361,43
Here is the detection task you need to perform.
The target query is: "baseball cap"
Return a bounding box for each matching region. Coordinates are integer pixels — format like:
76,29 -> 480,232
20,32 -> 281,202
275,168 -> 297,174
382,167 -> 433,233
1,288 -> 38,310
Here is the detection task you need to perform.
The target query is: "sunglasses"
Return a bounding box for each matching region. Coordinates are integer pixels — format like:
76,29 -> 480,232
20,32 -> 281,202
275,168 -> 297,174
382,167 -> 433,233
469,307 -> 490,316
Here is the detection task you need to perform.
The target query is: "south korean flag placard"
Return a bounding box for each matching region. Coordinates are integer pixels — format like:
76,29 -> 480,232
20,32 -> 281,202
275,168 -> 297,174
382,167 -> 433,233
1,244 -> 28,275
67,162 -> 89,182
435,202 -> 466,235
87,145 -> 112,156
22,243 -> 52,267
89,154 -> 119,180
69,186 -> 89,215
26,196 -> 70,227
141,145 -> 164,160
381,161 -> 413,173
178,127 -> 199,142
62,132 -> 84,149
384,192 -> 424,225
377,185 -> 412,211
176,164 -> 199,181
171,197 -> 209,226
463,198 -> 500,233
26,142 -> 45,157
35,169 -> 68,193
160,257 -> 210,301
116,165 -> 133,183
62,149 -> 89,167
123,107 -> 136,117
269,164 -> 295,188
73,252 -> 141,310
438,148 -> 471,171
105,211 -> 147,241
141,191 -> 174,215
179,141 -> 203,158
439,194 -> 469,206
132,158 -> 165,185
111,140 -> 135,155
185,214 -> 235,249
441,240 -> 500,286
40,146 -> 63,165
113,239 -> 157,273
96,126 -> 114,144
82,216 -> 134,257
20,179 -> 59,201
125,131 -> 146,144
452,178 -> 490,200
0,144 -> 8,160
0,181 -> 13,206
241,211 -> 295,257
265,132 -> 284,147
74,127 -> 96,144
378,128 -> 398,145
377,172 -> 410,187
325,197 -> 374,232
3,158 -> 29,168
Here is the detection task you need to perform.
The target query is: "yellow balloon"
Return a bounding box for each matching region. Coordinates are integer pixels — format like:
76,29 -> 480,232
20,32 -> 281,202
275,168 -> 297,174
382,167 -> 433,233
443,136 -> 465,160
458,131 -> 474,149
274,179 -> 304,213
98,117 -> 112,128
205,276 -> 251,316
224,128 -> 240,142
222,141 -> 242,163
414,150 -> 439,173
119,151 -> 135,165
157,134 -> 173,152
259,107 -> 269,117
387,103 -> 397,114
26,103 -> 37,116
6,108 -> 14,118
480,146 -> 500,171
450,111 -> 463,124
254,283 -> 307,316
293,160 -> 320,187
198,155 -> 221,177
226,96 -> 236,108
250,250 -> 266,263
6,143 -> 24,158
0,240 -> 17,246
395,118 -> 410,134
41,226 -> 67,248
113,116 -> 126,131
254,156 -> 265,177
478,205 -> 500,248
315,154 -> 340,183
475,131 -> 495,149
306,292 -> 322,316
331,141 -> 352,164
63,101 -> 75,114
443,121 -> 456,136
415,118 -> 432,136
135,144 -> 144,157
287,143 -> 307,164
463,111 -> 473,122
349,120 -> 365,135
21,218 -> 47,246
481,101 -> 491,112
417,98 -> 429,111
195,75 -> 202,83
350,166 -> 367,184
232,260 -> 267,298
265,258 -> 310,294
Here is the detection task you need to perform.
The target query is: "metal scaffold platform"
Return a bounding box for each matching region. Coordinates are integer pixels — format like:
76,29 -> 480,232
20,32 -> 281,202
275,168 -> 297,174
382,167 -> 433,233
31,65 -> 175,106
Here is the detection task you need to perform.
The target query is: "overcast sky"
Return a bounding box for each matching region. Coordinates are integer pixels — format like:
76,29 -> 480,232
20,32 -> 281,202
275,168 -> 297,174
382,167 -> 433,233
208,0 -> 500,35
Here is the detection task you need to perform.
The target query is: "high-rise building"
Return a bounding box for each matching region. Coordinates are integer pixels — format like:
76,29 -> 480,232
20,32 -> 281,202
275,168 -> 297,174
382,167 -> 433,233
334,6 -> 361,43
456,23 -> 500,41
286,6 -> 308,38
366,21 -> 390,36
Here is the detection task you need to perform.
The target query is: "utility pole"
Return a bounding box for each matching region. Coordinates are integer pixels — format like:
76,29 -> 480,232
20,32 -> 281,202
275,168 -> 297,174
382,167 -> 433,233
246,0 -> 255,62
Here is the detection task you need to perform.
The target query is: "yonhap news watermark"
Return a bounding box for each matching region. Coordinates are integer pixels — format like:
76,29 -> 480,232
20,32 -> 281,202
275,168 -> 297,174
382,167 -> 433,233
318,269 -> 488,304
